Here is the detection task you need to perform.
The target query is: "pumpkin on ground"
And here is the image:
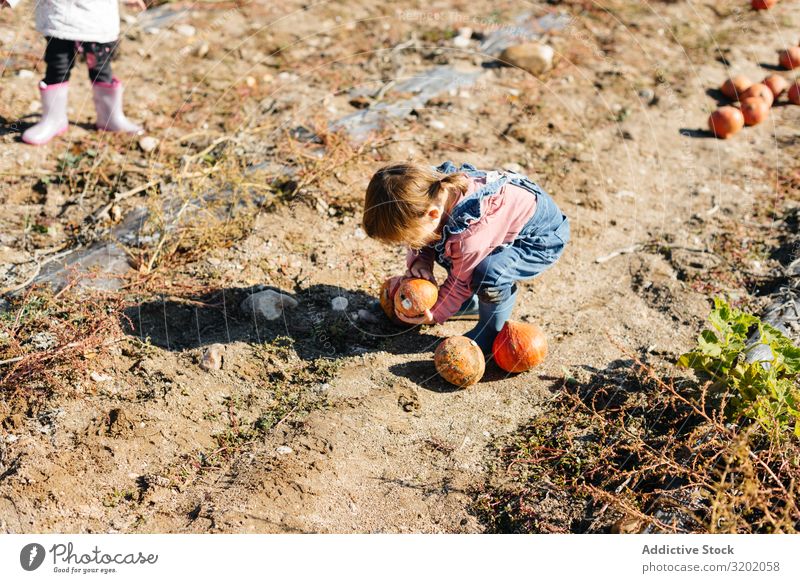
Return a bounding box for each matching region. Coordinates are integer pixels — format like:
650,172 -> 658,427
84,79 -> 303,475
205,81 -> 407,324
763,75 -> 789,98
740,97 -> 770,125
788,80 -> 800,105
740,83 -> 774,107
708,106 -> 744,139
434,336 -> 485,387
492,321 -> 549,373
720,75 -> 751,100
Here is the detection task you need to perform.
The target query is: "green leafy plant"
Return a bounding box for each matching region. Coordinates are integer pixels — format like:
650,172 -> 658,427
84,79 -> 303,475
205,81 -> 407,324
678,298 -> 800,437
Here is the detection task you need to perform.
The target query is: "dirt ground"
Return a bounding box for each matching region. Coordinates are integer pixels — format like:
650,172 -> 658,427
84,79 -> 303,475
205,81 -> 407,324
1,0 -> 799,533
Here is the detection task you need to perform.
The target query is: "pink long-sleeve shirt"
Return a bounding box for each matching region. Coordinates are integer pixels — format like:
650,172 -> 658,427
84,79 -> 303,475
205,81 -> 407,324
406,174 -> 538,324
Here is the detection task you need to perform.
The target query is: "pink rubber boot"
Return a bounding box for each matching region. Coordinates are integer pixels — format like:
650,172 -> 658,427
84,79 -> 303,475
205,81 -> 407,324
92,77 -> 143,134
22,81 -> 69,145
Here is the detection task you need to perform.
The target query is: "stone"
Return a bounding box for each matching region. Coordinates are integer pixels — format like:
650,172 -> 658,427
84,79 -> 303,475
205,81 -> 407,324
89,371 -> 113,383
0,298 -> 9,314
138,136 -> 159,153
331,296 -> 348,311
499,42 -> 554,76
241,289 -> 298,322
276,446 -> 293,455
195,41 -> 210,58
200,343 -> 224,371
353,227 -> 367,240
29,332 -> 57,351
174,24 -> 196,37
17,69 -> 35,79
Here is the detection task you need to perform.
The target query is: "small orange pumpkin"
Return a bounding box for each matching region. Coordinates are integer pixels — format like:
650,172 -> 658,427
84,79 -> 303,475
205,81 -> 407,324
740,97 -> 770,125
394,278 -> 438,318
740,83 -> 774,107
434,336 -> 485,387
788,80 -> 800,105
492,321 -> 548,373
763,75 -> 789,98
751,0 -> 777,9
720,75 -> 751,101
379,276 -> 404,323
708,106 -> 744,139
779,47 -> 800,70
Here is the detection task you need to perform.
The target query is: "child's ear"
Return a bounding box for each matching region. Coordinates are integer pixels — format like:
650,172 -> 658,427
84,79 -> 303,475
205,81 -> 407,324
428,206 -> 441,220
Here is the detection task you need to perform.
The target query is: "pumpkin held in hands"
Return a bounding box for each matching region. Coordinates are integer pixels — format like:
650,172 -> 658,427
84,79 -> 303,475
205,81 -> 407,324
434,336 -> 485,387
394,278 -> 438,318
379,275 -> 404,323
492,321 -> 549,373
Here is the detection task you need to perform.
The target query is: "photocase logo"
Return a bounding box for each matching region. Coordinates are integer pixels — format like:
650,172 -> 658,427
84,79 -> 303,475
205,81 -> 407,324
20,543 -> 46,571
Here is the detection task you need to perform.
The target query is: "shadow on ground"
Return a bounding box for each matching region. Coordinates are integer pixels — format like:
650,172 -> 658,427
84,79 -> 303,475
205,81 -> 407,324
122,283 -> 443,363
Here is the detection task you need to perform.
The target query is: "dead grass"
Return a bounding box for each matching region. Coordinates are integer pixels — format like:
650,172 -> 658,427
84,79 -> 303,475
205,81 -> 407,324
473,344 -> 800,534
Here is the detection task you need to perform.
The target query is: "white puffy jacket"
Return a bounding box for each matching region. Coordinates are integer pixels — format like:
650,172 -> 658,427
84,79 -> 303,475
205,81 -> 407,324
7,0 -> 120,44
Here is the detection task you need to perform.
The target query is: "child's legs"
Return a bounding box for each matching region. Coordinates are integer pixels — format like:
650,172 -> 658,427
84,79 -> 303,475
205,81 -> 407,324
81,41 -> 115,84
465,239 -> 564,353
43,38 -> 77,85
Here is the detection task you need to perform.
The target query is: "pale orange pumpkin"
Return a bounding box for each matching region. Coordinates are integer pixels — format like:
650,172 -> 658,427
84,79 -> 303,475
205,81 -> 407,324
720,75 -> 751,101
763,75 -> 789,98
708,106 -> 744,139
788,80 -> 800,105
492,321 -> 548,373
740,97 -> 770,125
740,83 -> 774,107
394,278 -> 438,318
779,47 -> 800,70
434,336 -> 485,387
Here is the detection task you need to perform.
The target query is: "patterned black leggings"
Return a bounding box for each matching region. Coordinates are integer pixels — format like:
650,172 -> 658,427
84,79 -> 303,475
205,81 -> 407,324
43,37 -> 116,85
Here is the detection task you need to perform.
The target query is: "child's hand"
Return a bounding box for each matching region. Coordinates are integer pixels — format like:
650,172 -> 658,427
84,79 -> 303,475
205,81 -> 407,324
405,264 -> 436,284
124,0 -> 147,11
396,309 -> 435,326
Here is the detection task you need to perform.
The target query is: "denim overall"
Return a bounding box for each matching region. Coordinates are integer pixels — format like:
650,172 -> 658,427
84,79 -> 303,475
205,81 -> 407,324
433,161 -> 570,352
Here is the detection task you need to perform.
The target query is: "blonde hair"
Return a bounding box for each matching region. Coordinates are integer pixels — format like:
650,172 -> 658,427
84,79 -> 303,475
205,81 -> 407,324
362,162 -> 469,248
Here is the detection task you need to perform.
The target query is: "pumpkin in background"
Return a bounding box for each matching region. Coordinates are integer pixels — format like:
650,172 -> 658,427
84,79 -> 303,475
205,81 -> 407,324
740,83 -> 774,107
394,278 -> 438,318
434,336 -> 485,387
788,80 -> 800,105
708,106 -> 744,139
740,97 -> 770,125
778,47 -> 800,70
763,75 -> 789,98
492,321 -> 549,373
720,75 -> 751,100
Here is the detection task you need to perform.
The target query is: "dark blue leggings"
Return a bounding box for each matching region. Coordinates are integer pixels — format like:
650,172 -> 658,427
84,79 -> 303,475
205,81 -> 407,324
43,37 -> 115,85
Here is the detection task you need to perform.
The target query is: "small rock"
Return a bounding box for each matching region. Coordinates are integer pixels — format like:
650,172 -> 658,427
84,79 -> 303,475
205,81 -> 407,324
17,69 -> 35,79
638,88 -> 655,104
245,76 -> 256,88
453,34 -> 471,49
615,190 -> 636,199
429,119 -> 446,130
200,343 -> 224,371
357,309 -> 382,324
29,332 -> 57,351
499,42 -> 554,76
276,446 -> 293,455
331,296 -> 348,311
174,24 -> 196,37
353,227 -> 367,240
241,289 -> 298,322
195,41 -> 210,58
89,371 -> 113,383
503,162 -> 525,174
138,136 -> 159,153
5,434 -> 18,444
109,204 -> 123,222
0,298 -> 9,314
